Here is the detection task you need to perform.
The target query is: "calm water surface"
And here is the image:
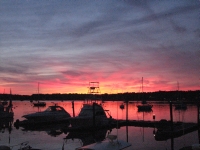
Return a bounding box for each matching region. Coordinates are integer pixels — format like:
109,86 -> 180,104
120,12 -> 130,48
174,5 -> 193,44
0,100 -> 199,150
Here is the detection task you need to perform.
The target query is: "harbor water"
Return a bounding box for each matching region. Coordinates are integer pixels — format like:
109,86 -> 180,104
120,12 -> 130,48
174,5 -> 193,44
0,100 -> 199,150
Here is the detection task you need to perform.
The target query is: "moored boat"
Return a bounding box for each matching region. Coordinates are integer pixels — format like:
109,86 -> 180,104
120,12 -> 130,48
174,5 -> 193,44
32,82 -> 46,107
33,101 -> 46,107
70,102 -> 113,128
137,104 -> 153,112
137,77 -> 153,112
22,105 -> 71,123
0,104 -> 13,119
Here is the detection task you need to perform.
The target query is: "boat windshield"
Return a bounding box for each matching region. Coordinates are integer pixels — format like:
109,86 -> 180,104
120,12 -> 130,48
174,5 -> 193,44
45,106 -> 63,112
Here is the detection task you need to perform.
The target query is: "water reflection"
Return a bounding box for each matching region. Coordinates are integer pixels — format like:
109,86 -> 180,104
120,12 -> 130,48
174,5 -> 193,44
0,101 -> 199,150
65,129 -> 109,146
0,118 -> 13,134
16,122 -> 70,137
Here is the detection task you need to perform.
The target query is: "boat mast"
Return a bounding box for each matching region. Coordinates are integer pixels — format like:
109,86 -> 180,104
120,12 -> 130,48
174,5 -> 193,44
142,77 -> 143,93
37,82 -> 40,102
38,82 -> 40,94
177,81 -> 180,100
177,81 -> 179,91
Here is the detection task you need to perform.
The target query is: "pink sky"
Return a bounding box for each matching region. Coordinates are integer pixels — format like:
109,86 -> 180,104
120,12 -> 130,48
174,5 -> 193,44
0,1 -> 200,95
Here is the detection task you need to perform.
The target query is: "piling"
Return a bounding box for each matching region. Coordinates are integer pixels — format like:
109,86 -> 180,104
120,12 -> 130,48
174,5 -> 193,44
197,102 -> 200,143
93,102 -> 96,127
72,101 -> 75,117
126,101 -> 128,122
198,103 -> 199,125
169,101 -> 173,132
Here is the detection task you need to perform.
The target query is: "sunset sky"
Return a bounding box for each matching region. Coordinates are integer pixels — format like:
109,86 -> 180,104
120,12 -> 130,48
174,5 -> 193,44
0,0 -> 200,95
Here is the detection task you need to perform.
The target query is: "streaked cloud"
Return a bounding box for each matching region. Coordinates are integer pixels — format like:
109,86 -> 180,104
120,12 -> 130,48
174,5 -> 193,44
0,0 -> 199,94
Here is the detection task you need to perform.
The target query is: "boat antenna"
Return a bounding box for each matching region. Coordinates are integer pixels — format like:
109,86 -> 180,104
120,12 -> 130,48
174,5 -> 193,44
38,82 -> 40,94
142,77 -> 143,93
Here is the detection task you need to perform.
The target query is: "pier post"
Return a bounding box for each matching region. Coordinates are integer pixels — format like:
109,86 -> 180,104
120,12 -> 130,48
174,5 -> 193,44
93,103 -> 96,128
197,102 -> 200,126
169,101 -> 173,131
169,101 -> 174,150
72,101 -> 75,117
126,101 -> 129,142
126,101 -> 128,123
126,125 -> 128,142
153,114 -> 155,121
197,102 -> 200,144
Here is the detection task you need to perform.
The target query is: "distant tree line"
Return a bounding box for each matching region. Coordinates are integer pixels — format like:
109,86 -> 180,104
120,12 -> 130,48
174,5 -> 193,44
0,90 -> 199,103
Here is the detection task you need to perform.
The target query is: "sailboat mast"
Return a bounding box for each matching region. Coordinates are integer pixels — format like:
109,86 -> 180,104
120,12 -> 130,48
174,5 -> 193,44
38,82 -> 39,94
142,77 -> 143,93
177,81 -> 179,91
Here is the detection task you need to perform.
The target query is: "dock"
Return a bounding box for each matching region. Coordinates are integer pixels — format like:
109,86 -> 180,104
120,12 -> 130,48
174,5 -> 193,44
14,118 -> 198,141
115,119 -> 198,141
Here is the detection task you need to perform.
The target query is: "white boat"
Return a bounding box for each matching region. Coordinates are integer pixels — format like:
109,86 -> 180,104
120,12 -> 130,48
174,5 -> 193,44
22,105 -> 71,122
70,102 -> 113,128
76,135 -> 131,150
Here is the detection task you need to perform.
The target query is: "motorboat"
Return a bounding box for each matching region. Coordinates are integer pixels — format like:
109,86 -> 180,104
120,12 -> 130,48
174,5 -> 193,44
0,104 -> 14,119
22,105 -> 71,123
137,103 -> 153,112
76,134 -> 131,150
70,102 -> 113,128
32,101 -> 46,107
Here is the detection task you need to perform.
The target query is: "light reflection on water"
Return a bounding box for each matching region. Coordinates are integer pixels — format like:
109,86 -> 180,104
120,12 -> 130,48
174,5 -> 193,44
0,100 -> 199,150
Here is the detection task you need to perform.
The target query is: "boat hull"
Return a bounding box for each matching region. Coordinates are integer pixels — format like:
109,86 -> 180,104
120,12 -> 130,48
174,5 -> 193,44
137,104 -> 153,112
22,105 -> 71,123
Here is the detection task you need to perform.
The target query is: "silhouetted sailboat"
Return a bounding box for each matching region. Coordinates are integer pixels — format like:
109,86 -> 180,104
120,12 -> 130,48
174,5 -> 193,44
33,83 -> 46,107
174,81 -> 187,110
137,77 -> 153,112
0,89 -> 14,119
